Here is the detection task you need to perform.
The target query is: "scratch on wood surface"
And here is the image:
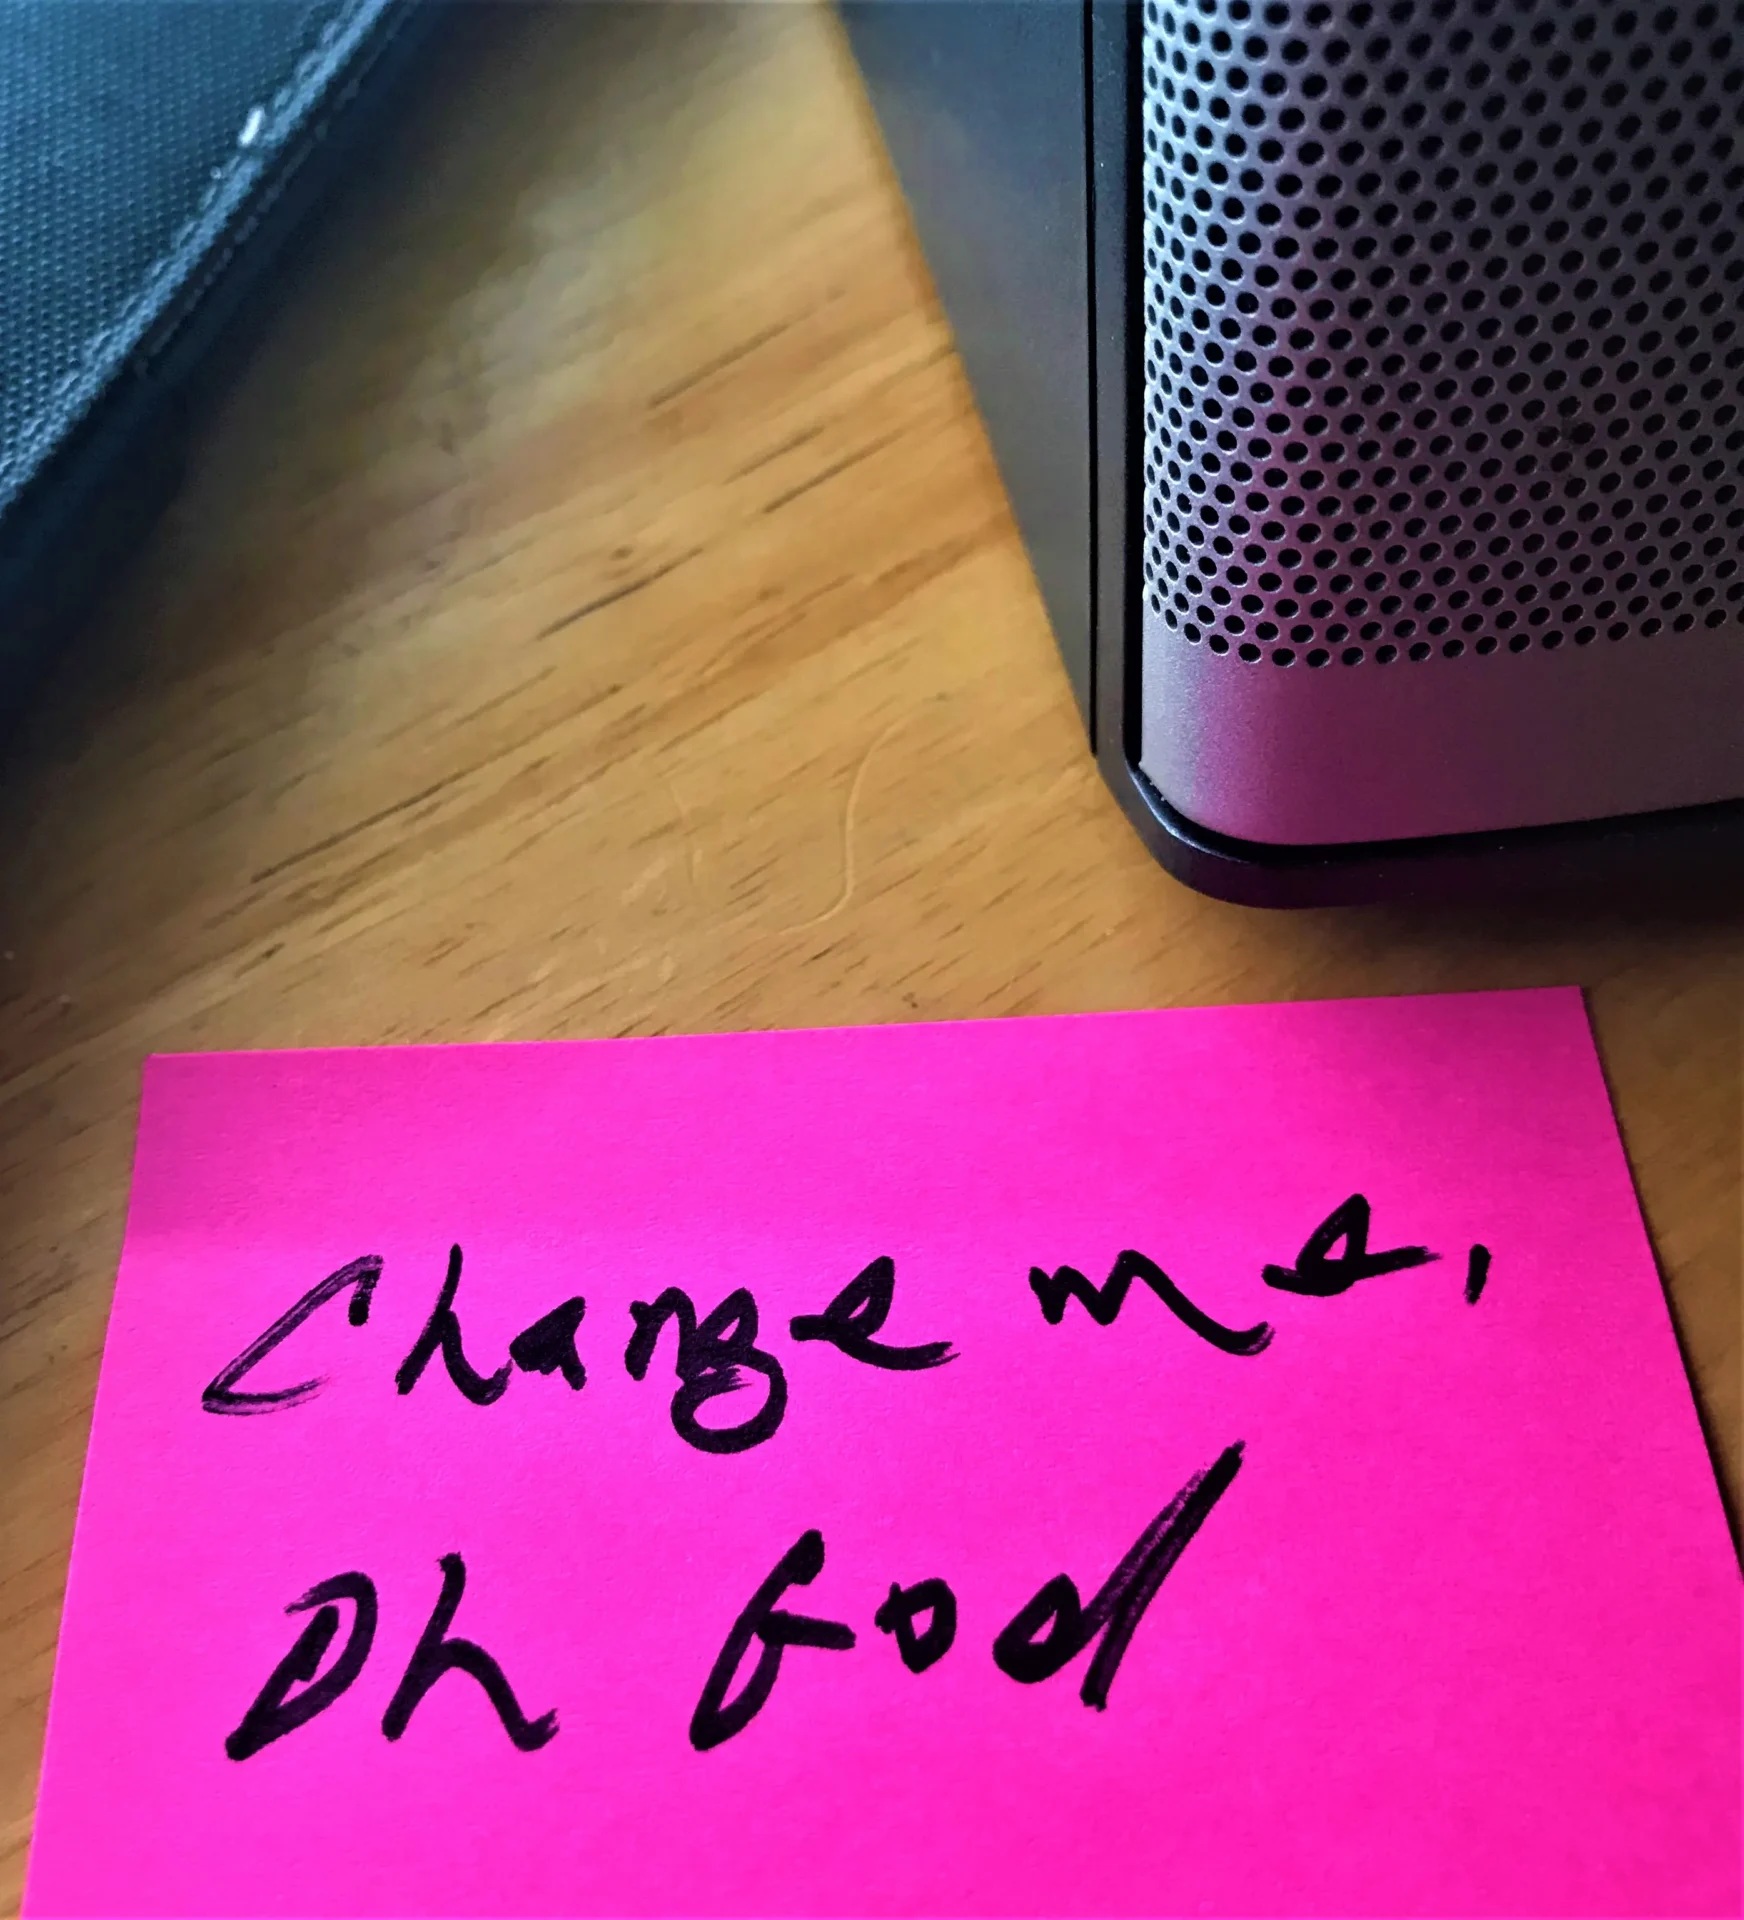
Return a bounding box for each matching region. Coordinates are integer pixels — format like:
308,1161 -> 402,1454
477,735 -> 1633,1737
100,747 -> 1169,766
772,713 -> 906,935
534,548 -> 703,641
646,320 -> 792,410
729,423 -> 824,478
760,428 -> 902,514
249,768 -> 473,884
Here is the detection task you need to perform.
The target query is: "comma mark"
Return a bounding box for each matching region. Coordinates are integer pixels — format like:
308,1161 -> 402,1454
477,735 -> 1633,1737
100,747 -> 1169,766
1464,1244 -> 1492,1305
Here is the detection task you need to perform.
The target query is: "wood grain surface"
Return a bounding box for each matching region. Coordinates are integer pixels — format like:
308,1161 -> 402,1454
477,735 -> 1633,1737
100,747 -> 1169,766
0,4 -> 1737,1903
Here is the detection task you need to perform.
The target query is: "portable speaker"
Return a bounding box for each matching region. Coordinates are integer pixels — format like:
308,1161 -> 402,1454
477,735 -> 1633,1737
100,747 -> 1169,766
842,0 -> 1743,903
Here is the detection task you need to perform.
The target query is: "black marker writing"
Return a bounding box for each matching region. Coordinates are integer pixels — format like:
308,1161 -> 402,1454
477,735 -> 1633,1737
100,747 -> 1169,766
690,1529 -> 855,1751
874,1577 -> 958,1673
993,1441 -> 1245,1710
1261,1195 -> 1438,1297
225,1571 -> 378,1759
1464,1244 -> 1492,1305
202,1255 -> 382,1414
1029,1251 -> 1273,1356
790,1257 -> 956,1371
625,1287 -> 787,1453
396,1245 -> 512,1406
381,1554 -> 557,1751
509,1296 -> 588,1390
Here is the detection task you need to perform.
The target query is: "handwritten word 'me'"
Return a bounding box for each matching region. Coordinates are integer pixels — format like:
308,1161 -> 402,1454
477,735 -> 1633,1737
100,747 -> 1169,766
1030,1194 -> 1489,1333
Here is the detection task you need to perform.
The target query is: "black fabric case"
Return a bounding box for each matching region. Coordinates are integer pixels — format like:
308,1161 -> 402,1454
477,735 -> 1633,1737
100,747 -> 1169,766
0,0 -> 437,725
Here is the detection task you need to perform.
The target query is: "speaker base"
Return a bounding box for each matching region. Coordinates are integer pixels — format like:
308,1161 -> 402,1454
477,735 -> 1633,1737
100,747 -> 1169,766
1104,758 -> 1744,912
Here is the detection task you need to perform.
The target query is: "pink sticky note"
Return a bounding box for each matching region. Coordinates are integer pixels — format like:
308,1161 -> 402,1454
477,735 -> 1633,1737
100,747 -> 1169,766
24,989 -> 1740,1918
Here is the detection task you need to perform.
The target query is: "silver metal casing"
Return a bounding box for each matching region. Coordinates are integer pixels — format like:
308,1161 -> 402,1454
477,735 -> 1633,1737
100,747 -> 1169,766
1138,0 -> 1742,845
844,0 -> 1742,900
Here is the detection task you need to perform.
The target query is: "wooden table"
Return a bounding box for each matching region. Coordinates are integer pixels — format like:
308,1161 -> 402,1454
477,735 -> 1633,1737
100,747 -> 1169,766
0,4 -> 1737,1901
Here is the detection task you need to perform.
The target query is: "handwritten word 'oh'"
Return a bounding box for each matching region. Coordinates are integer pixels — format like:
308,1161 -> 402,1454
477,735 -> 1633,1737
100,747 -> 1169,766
225,1554 -> 555,1761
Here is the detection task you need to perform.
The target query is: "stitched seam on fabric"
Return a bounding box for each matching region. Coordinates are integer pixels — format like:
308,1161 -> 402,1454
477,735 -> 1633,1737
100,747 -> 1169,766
0,0 -> 395,515
135,9 -> 414,385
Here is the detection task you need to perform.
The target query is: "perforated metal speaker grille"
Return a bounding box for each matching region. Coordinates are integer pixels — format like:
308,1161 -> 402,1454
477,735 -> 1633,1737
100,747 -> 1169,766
1139,0 -> 1744,671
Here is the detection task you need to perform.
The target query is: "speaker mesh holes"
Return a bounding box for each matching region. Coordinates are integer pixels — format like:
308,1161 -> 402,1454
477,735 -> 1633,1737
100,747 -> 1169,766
1139,0 -> 1744,668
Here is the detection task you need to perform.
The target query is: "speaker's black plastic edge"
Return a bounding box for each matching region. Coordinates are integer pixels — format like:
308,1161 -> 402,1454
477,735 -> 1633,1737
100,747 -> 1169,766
1086,0 -> 1742,911
0,0 -> 442,735
1106,764 -> 1744,909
